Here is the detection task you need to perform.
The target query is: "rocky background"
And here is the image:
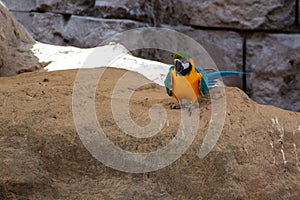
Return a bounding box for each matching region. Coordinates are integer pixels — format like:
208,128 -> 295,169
1,2 -> 300,199
1,0 -> 300,112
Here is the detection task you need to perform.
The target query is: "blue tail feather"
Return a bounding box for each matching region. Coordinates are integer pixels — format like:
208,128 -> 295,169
195,65 -> 244,92
207,71 -> 244,87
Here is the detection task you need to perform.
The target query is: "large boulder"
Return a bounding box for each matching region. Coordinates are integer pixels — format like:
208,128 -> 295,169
247,33 -> 300,112
0,68 -> 300,199
0,2 -> 41,76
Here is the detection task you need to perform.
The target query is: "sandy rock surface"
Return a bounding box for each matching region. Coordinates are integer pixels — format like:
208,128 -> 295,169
0,68 -> 300,199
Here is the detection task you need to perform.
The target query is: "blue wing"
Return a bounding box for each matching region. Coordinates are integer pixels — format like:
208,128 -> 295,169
195,65 -> 209,95
164,66 -> 174,96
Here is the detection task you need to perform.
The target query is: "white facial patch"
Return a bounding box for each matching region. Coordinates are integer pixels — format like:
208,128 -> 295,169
182,62 -> 189,70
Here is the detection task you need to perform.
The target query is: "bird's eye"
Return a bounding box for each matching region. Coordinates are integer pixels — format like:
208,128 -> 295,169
181,57 -> 188,64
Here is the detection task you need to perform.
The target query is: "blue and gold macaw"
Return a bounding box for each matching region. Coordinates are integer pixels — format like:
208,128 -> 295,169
164,51 -> 243,112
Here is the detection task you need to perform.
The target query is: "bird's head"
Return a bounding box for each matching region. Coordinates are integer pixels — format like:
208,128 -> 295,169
172,51 -> 194,75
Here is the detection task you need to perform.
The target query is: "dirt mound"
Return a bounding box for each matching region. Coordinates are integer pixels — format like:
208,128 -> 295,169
0,68 -> 300,199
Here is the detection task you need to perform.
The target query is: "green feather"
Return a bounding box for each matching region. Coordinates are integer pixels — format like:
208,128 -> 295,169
172,51 -> 192,59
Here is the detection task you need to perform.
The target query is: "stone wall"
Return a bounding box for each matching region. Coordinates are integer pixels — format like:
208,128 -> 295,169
2,0 -> 300,111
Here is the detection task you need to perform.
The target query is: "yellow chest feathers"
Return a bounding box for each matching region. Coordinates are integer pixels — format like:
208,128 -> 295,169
170,67 -> 202,103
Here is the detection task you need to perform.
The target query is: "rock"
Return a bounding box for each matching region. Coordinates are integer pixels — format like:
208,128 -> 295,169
247,33 -> 300,112
4,0 -> 295,30
90,0 -> 295,29
11,11 -> 148,47
11,11 -> 66,46
87,0 -> 156,24
0,68 -> 300,199
2,0 -> 94,14
36,0 -> 94,14
0,2 -> 41,76
63,15 -> 148,48
1,0 -> 36,11
167,0 -> 295,29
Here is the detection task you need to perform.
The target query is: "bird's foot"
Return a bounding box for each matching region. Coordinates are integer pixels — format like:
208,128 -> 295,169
187,103 -> 199,116
170,103 -> 182,109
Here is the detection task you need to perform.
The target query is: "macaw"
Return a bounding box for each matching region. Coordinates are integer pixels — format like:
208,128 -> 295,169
164,51 -> 244,112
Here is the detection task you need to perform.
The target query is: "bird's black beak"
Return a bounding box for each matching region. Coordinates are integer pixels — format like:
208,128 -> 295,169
175,59 -> 183,73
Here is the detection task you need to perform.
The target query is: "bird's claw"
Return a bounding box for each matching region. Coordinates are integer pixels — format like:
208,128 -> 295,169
170,103 -> 182,109
170,103 -> 199,116
187,103 -> 199,116
188,104 -> 193,116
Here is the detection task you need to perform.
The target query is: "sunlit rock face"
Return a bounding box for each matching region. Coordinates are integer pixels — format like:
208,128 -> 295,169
0,2 -> 40,76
